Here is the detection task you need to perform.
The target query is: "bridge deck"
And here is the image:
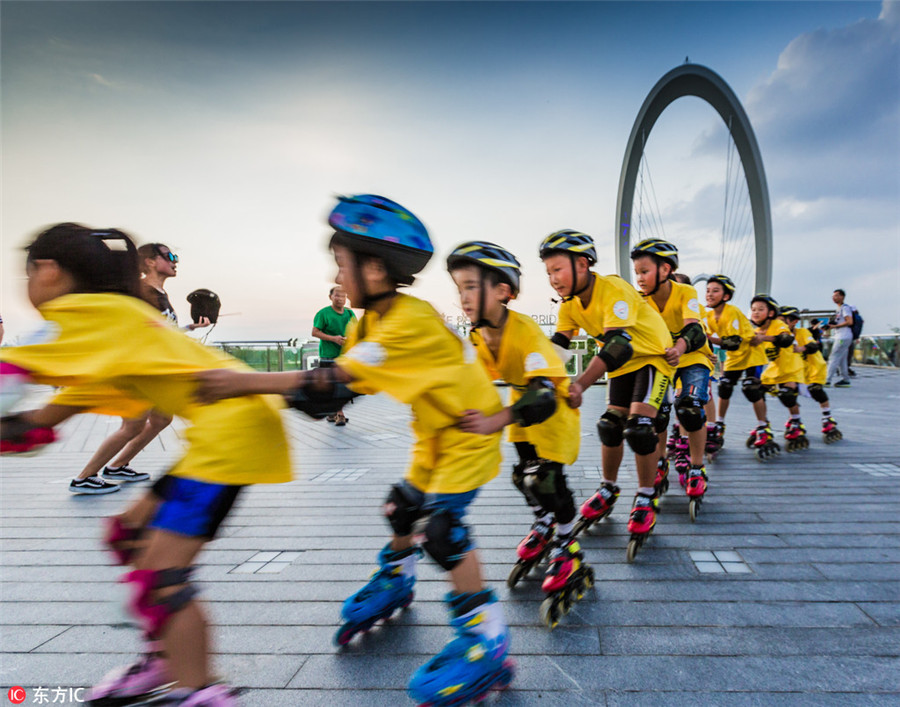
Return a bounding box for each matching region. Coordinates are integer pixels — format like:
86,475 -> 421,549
1,368 -> 898,705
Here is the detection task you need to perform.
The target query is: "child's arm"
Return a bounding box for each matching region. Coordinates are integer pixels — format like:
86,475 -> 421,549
570,328 -> 633,408
458,378 -> 557,435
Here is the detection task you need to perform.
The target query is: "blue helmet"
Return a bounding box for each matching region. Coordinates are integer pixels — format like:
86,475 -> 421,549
328,194 -> 433,285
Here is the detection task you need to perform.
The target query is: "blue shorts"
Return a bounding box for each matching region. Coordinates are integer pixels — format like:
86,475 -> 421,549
150,475 -> 244,539
674,364 -> 711,404
401,480 -> 479,554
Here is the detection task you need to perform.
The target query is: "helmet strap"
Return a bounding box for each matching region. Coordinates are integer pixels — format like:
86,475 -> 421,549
563,253 -> 592,302
472,269 -> 508,330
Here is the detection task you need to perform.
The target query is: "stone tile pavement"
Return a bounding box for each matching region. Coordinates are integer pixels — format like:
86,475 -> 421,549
1,368 -> 898,705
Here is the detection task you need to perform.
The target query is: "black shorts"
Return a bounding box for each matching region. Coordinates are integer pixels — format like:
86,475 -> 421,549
607,365 -> 671,411
721,365 -> 764,385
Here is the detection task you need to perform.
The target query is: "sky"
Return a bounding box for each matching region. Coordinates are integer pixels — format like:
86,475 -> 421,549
2,1 -> 898,344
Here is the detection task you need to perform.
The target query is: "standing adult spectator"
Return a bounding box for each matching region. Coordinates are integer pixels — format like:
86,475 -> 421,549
825,288 -> 853,388
846,301 -> 864,377
68,242 -> 210,494
311,286 -> 356,426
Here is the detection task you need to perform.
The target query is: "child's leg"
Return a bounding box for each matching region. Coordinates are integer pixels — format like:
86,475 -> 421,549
674,365 -> 711,467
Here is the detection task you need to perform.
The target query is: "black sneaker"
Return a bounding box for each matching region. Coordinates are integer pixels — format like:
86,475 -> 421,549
69,476 -> 121,495
835,380 -> 851,388
102,466 -> 150,482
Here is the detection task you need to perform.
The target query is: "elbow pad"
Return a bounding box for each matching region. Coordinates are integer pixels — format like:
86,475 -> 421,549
719,335 -> 742,352
550,333 -> 571,349
677,322 -> 708,353
288,375 -> 362,420
803,341 -> 820,355
510,378 -> 557,427
596,330 -> 633,372
774,332 -> 795,349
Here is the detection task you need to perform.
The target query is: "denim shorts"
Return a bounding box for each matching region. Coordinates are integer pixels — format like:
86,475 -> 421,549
674,363 -> 711,404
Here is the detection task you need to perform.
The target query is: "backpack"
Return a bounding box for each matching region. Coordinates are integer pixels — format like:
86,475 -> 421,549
850,309 -> 864,339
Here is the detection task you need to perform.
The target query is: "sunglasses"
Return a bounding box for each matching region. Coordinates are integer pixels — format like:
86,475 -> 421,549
155,248 -> 179,264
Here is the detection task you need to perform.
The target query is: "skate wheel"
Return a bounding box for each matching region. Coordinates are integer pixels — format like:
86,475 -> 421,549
507,562 -> 527,589
334,623 -> 356,647
626,538 -> 640,563
539,596 -> 562,629
689,498 -> 700,523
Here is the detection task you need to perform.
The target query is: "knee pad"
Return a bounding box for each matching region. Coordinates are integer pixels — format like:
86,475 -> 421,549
741,376 -> 764,403
654,402 -> 671,433
777,385 -> 799,408
718,377 -> 735,400
808,383 -> 829,404
122,567 -> 196,637
623,415 -> 658,456
674,393 -> 706,432
420,508 -> 470,571
384,482 -> 425,537
597,410 -> 625,447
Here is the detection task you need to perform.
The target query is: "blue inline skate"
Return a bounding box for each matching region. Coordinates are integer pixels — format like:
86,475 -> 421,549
408,589 -> 514,706
334,543 -> 421,646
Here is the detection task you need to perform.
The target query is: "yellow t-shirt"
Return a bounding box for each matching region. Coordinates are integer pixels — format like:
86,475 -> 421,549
556,273 -> 674,379
470,310 -> 579,465
704,303 -> 768,371
337,293 -> 503,494
51,384 -> 152,418
0,293 -> 291,486
643,282 -> 714,372
795,327 -> 827,386
759,319 -> 804,385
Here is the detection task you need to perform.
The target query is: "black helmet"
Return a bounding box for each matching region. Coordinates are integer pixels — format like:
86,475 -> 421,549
630,238 -> 679,270
447,241 -> 522,297
707,274 -> 736,296
751,293 -> 779,314
539,230 -> 597,265
187,288 -> 221,324
779,305 -> 800,320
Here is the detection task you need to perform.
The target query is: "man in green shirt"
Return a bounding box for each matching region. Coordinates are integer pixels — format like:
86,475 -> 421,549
312,286 -> 357,425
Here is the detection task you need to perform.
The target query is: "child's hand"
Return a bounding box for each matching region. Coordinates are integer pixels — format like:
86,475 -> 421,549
567,382 -> 583,409
194,369 -> 247,403
664,347 -> 682,366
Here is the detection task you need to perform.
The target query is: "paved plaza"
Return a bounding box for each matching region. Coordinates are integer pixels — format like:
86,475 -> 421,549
1,368 -> 899,705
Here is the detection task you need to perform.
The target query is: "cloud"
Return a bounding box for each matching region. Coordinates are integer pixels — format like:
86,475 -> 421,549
87,72 -> 119,89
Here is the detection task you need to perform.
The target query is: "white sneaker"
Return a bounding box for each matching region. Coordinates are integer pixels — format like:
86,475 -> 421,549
69,475 -> 120,495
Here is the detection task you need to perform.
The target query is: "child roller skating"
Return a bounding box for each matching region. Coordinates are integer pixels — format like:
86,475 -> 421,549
541,230 -> 673,562
704,276 -> 776,461
2,224 -> 295,706
447,241 -> 592,627
631,239 -> 714,520
197,197 -> 514,702
781,306 -> 843,444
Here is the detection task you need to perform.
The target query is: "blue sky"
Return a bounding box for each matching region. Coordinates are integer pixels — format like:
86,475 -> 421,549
2,1 -> 897,342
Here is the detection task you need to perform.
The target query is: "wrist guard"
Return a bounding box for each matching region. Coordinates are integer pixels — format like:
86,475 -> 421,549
550,333 -> 571,349
774,332 -> 795,349
803,341 -> 820,355
287,370 -> 362,419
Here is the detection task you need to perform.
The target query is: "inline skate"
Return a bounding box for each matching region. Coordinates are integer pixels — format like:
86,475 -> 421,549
668,426 -> 691,488
573,482 -> 619,535
86,641 -> 173,706
539,537 -> 594,629
408,590 -> 514,706
685,465 -> 708,523
334,544 -> 421,646
822,416 -> 843,444
747,423 -> 780,461
784,418 -> 809,452
626,492 -> 658,563
654,456 -> 670,497
507,516 -> 555,589
705,422 -> 724,461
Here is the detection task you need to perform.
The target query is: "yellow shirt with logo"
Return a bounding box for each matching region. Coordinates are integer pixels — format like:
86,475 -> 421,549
556,273 -> 674,379
643,282 -> 714,372
337,294 -> 503,494
759,319 -> 804,385
794,327 -> 827,386
470,310 -> 579,465
0,293 -> 291,486
704,303 -> 768,371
